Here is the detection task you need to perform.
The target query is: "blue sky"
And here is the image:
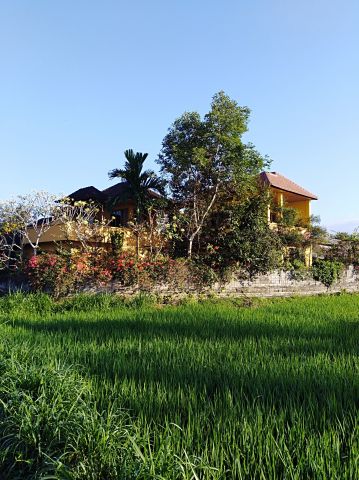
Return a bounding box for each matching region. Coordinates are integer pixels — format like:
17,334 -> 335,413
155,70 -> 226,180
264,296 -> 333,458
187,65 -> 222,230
1,0 -> 358,232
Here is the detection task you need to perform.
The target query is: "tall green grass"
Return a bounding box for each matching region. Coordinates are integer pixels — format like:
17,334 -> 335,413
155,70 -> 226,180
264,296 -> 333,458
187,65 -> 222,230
0,293 -> 358,479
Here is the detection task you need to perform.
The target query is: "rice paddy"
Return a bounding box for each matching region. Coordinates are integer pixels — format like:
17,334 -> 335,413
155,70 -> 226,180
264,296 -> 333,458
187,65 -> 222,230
0,293 -> 358,479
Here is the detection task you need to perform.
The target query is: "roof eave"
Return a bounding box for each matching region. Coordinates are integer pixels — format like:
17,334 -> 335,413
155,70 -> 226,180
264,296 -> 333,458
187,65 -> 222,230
270,186 -> 318,201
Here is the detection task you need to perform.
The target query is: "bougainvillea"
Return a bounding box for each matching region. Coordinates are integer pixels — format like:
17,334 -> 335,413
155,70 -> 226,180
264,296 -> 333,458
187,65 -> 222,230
24,249 -> 216,297
26,253 -> 68,296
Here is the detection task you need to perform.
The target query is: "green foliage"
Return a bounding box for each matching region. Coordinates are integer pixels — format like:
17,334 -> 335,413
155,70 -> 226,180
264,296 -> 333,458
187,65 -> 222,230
0,357 -> 133,479
281,205 -> 299,227
0,291 -> 54,315
56,292 -> 127,312
276,214 -> 328,268
158,91 -> 270,256
279,228 -> 307,248
327,230 -> 359,266
289,259 -> 310,280
312,259 -> 344,288
110,230 -> 124,256
213,188 -> 282,278
190,258 -> 220,287
0,294 -> 358,478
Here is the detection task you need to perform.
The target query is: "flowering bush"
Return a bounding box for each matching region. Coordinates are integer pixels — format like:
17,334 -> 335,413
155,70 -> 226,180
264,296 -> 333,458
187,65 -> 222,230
26,251 -> 108,296
112,253 -> 178,289
26,254 -> 70,297
25,250 -> 219,296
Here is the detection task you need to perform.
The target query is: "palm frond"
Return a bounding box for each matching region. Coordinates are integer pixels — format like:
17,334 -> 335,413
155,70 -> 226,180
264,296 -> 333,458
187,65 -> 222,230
108,168 -> 127,180
108,150 -> 166,217
140,170 -> 166,195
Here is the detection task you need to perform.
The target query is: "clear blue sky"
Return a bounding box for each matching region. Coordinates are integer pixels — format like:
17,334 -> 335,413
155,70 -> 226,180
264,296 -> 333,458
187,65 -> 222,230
1,0 -> 358,232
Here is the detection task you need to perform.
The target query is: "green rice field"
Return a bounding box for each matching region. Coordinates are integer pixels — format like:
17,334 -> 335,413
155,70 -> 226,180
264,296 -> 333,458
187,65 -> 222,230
0,293 -> 358,479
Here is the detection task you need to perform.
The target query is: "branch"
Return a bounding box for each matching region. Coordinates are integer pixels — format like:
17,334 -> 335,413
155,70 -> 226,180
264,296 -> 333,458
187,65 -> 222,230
189,182 -> 219,241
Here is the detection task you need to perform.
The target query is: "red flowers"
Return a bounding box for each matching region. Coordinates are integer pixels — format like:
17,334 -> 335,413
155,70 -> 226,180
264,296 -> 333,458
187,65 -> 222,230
25,250 -> 181,294
28,254 -> 58,269
28,256 -> 39,268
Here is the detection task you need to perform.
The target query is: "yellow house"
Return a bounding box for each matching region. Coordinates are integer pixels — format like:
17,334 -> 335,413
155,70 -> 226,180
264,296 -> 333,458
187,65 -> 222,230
260,171 -> 318,266
23,182 -> 161,257
24,172 -> 318,264
260,171 -> 317,224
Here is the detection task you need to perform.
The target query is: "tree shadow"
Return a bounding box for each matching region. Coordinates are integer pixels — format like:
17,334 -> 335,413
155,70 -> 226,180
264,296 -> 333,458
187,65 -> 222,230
11,310 -> 359,422
13,309 -> 359,355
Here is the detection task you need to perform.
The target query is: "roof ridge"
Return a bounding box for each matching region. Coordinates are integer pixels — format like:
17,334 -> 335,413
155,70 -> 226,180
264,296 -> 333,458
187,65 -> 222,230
101,181 -> 128,193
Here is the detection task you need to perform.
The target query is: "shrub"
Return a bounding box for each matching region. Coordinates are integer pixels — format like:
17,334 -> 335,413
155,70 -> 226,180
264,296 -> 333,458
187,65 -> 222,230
289,259 -> 310,281
212,191 -> 283,279
26,251 -> 114,297
26,253 -> 72,297
326,231 -> 359,266
24,251 -> 202,296
312,260 -> 344,288
112,253 -> 177,288
190,259 -> 219,288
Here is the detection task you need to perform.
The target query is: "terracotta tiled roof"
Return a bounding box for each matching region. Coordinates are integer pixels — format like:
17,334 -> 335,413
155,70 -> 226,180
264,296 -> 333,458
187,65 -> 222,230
260,172 -> 318,200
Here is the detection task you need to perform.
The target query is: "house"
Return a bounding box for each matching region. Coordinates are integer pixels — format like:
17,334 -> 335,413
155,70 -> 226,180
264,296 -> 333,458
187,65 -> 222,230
23,182 -> 161,256
260,171 -> 318,266
24,173 -> 318,263
260,171 -> 318,225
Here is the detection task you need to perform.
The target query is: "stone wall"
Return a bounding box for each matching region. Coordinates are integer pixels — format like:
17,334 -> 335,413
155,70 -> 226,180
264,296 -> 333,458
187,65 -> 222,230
215,266 -> 359,297
102,266 -> 359,298
1,267 -> 359,298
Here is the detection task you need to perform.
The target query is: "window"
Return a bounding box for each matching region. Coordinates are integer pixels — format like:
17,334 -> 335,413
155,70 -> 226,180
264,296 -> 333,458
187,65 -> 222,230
111,209 -> 128,227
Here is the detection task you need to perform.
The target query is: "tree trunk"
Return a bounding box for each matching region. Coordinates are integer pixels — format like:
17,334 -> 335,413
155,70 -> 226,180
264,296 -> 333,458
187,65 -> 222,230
187,186 -> 219,259
188,236 -> 195,258
135,205 -> 141,259
136,233 -> 140,259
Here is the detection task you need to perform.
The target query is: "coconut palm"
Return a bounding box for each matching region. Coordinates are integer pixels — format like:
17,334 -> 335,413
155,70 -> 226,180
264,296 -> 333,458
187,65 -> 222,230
108,149 -> 165,220
108,150 -> 166,257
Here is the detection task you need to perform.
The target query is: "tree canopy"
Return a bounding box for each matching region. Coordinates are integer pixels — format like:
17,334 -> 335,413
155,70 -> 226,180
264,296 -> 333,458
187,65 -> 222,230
158,91 -> 270,256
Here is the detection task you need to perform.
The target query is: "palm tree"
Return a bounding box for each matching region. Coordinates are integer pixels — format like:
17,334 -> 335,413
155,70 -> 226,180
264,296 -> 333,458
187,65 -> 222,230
108,149 -> 165,255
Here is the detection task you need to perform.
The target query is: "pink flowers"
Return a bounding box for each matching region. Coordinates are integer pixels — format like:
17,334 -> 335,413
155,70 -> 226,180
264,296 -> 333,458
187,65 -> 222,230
25,250 -> 180,293
28,254 -> 57,270
100,269 -> 112,279
47,256 -> 58,267
28,256 -> 39,268
76,261 -> 87,272
116,256 -> 135,271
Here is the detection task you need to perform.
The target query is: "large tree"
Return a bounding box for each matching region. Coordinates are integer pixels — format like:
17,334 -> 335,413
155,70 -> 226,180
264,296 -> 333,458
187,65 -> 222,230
158,91 -> 270,257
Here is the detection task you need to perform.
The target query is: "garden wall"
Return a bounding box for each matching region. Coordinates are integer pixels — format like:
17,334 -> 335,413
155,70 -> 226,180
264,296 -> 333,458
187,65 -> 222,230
88,265 -> 359,298
1,266 -> 358,298
215,266 -> 359,297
